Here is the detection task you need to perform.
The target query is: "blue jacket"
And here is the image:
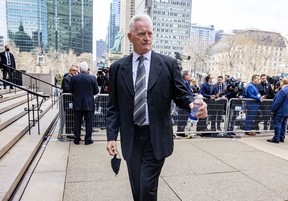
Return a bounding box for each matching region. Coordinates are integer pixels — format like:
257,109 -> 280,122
183,80 -> 193,95
271,86 -> 288,117
245,82 -> 261,109
246,82 -> 261,101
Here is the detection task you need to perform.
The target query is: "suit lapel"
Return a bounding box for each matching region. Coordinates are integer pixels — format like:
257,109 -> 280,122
121,55 -> 134,96
148,51 -> 163,91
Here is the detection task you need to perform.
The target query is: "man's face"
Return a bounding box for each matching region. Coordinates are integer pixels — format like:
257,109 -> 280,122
260,76 -> 267,84
70,67 -> 78,75
128,20 -> 153,55
184,73 -> 191,81
253,76 -> 260,84
217,77 -> 223,84
208,76 -> 213,83
5,45 -> 9,51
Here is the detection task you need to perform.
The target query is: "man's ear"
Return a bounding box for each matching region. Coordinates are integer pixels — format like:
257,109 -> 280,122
127,33 -> 132,41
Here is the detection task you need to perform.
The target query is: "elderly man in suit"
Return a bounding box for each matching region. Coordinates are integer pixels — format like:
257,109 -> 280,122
0,44 -> 16,89
106,13 -> 207,201
70,62 -> 99,145
267,77 -> 288,143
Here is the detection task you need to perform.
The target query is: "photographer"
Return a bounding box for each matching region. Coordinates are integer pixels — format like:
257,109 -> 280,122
226,77 -> 245,134
97,68 -> 109,94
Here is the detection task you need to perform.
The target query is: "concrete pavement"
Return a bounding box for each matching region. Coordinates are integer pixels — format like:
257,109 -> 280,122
16,131 -> 288,201
63,134 -> 288,201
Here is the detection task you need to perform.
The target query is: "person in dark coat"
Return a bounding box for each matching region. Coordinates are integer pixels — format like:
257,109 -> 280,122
61,65 -> 78,134
106,13 -> 207,201
0,45 -> 16,89
176,70 -> 194,137
254,74 -> 275,130
267,77 -> 288,143
70,61 -> 99,145
197,74 -> 218,132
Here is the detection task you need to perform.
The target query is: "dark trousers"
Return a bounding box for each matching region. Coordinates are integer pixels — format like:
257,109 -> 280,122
253,102 -> 273,130
126,125 -> 165,201
245,105 -> 258,131
74,110 -> 94,142
2,68 -> 14,89
273,115 -> 287,141
177,108 -> 188,131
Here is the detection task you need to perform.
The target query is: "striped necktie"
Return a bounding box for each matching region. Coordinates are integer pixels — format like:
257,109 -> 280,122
133,56 -> 147,126
6,52 -> 11,65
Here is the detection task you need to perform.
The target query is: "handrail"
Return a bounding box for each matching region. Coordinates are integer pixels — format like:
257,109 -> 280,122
3,64 -> 62,107
0,79 -> 49,98
1,78 -> 50,135
3,64 -> 61,89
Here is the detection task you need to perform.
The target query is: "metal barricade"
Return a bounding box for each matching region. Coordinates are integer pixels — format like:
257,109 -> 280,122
225,98 -> 274,135
173,98 -> 228,138
58,94 -> 274,139
58,93 -> 109,139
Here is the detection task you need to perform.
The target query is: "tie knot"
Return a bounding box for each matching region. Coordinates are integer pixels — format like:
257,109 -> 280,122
138,56 -> 145,62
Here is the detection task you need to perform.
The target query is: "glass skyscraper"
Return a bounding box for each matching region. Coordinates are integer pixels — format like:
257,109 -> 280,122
47,0 -> 93,55
108,0 -> 121,50
3,0 -> 48,52
1,0 -> 92,54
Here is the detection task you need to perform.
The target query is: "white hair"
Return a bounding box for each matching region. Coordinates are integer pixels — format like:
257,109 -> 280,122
128,13 -> 153,33
79,61 -> 89,73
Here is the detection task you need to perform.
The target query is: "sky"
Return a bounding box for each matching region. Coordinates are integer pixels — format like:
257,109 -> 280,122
94,0 -> 288,41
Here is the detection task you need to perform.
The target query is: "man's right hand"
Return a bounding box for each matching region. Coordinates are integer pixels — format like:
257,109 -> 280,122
106,140 -> 118,156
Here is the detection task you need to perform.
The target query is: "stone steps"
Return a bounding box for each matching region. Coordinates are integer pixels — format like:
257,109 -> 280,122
0,89 -> 59,201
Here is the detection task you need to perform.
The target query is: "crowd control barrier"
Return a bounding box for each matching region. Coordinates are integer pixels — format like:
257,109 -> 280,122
58,93 -> 108,139
58,94 -> 275,139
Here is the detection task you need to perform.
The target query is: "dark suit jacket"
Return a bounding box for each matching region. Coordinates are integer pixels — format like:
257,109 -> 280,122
271,86 -> 288,117
70,73 -> 99,111
200,82 -> 217,99
61,74 -> 73,93
257,82 -> 274,99
106,51 -> 193,160
0,51 -> 16,70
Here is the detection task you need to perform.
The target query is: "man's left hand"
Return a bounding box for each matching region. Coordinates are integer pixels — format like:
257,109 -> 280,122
189,102 -> 208,119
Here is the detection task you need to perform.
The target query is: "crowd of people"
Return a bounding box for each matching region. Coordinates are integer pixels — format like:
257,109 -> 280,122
173,72 -> 288,140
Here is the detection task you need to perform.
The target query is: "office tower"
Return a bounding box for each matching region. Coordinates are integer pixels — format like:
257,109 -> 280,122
47,0 -> 93,54
190,24 -> 215,54
119,0 -> 135,55
108,0 -> 121,50
1,0 -> 48,52
135,0 -> 192,56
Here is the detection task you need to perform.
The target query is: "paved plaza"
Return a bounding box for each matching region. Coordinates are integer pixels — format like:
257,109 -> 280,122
14,130 -> 288,201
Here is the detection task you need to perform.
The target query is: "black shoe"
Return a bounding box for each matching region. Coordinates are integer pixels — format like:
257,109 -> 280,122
73,140 -> 80,145
267,139 -> 279,143
280,139 -> 284,143
176,133 -> 186,137
245,132 -> 256,136
85,140 -> 94,145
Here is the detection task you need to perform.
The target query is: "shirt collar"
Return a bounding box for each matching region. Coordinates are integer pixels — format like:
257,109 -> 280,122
132,50 -> 152,62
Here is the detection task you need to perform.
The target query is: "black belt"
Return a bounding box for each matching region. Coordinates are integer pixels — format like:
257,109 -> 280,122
135,124 -> 149,129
